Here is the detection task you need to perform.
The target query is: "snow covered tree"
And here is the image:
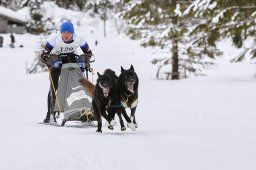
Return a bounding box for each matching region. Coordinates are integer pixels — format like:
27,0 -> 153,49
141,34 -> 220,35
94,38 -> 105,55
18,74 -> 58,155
26,0 -> 45,34
75,0 -> 86,10
0,0 -> 24,9
25,0 -> 55,34
7,0 -> 21,10
55,0 -> 86,10
55,0 -> 72,9
121,0 -> 217,80
93,0 -> 115,37
19,0 -> 38,7
186,0 -> 256,62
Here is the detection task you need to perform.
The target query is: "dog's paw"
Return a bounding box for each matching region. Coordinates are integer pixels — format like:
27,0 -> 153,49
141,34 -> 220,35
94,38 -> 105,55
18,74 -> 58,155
121,126 -> 126,131
127,123 -> 136,131
96,129 -> 102,133
110,120 -> 117,126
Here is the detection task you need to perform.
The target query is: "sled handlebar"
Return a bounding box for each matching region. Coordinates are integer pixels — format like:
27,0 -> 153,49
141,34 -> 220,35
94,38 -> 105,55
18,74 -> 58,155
41,53 -> 95,67
46,53 -> 94,62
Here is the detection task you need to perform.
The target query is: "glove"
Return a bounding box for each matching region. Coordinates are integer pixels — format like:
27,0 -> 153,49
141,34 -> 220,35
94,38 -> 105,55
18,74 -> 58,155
79,62 -> 86,69
79,62 -> 86,72
40,52 -> 49,63
87,49 -> 92,56
83,49 -> 93,58
53,61 -> 62,68
40,48 -> 51,59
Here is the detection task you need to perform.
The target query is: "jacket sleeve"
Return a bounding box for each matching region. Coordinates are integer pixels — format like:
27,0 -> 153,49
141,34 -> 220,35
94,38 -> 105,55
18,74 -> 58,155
79,36 -> 92,55
80,44 -> 92,55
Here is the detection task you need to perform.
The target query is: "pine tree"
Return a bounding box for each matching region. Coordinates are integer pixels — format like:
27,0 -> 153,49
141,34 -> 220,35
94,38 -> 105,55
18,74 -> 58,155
26,0 -> 44,34
25,0 -> 55,34
186,0 -> 256,62
56,0 -> 71,9
55,0 -> 86,10
75,0 -> 86,10
0,0 -> 23,9
94,0 -> 115,37
121,0 -> 217,80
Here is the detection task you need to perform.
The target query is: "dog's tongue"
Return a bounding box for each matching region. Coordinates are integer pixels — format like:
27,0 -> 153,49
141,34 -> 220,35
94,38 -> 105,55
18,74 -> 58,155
99,83 -> 109,97
127,82 -> 134,93
103,88 -> 109,97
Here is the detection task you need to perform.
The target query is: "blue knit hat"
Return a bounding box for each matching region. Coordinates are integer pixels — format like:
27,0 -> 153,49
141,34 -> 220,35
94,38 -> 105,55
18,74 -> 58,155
60,21 -> 74,34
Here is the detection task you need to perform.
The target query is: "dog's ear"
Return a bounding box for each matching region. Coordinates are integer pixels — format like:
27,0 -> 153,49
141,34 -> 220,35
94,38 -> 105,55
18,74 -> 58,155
130,65 -> 134,71
121,66 -> 125,73
97,72 -> 101,78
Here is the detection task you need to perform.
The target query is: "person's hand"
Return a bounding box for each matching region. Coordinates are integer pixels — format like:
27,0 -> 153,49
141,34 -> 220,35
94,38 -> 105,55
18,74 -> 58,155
53,61 -> 62,68
79,62 -> 86,69
83,49 -> 93,58
87,50 -> 93,56
40,51 -> 49,63
79,62 -> 86,72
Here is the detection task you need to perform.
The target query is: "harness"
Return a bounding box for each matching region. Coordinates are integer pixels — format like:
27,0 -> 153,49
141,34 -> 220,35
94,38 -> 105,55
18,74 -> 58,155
121,91 -> 134,103
107,91 -> 135,109
111,103 -> 122,108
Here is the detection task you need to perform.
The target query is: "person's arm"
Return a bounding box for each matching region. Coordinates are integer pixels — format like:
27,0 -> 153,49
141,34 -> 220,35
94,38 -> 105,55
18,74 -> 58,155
79,36 -> 92,56
40,33 -> 57,62
40,42 -> 54,65
79,37 -> 93,72
80,44 -> 92,55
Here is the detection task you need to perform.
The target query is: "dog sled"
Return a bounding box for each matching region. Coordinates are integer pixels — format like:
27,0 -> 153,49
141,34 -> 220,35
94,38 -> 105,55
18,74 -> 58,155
42,53 -> 95,126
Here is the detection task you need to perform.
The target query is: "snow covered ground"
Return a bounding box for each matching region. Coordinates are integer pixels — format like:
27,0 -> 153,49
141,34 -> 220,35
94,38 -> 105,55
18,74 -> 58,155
0,4 -> 256,170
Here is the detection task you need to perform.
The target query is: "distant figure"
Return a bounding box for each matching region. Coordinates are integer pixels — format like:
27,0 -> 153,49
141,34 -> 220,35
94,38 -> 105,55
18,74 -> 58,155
10,33 -> 15,48
0,35 -> 3,47
95,40 -> 98,46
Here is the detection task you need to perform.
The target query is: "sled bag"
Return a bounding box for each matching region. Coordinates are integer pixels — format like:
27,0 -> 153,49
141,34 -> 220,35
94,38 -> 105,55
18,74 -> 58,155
54,63 -> 92,120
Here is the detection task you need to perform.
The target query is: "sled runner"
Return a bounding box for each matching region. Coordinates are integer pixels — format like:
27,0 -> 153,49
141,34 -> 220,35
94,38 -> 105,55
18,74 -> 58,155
42,53 -> 95,126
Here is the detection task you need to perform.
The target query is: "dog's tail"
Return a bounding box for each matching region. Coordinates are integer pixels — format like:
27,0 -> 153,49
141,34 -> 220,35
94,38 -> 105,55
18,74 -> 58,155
79,78 -> 94,97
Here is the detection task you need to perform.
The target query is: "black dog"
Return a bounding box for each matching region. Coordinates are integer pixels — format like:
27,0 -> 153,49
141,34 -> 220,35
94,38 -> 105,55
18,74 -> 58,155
90,69 -> 117,133
112,65 -> 139,131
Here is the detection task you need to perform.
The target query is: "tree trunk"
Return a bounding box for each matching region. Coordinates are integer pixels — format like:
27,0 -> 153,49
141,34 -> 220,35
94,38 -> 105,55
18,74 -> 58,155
103,17 -> 106,37
171,14 -> 179,80
171,37 -> 179,80
103,0 -> 107,37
